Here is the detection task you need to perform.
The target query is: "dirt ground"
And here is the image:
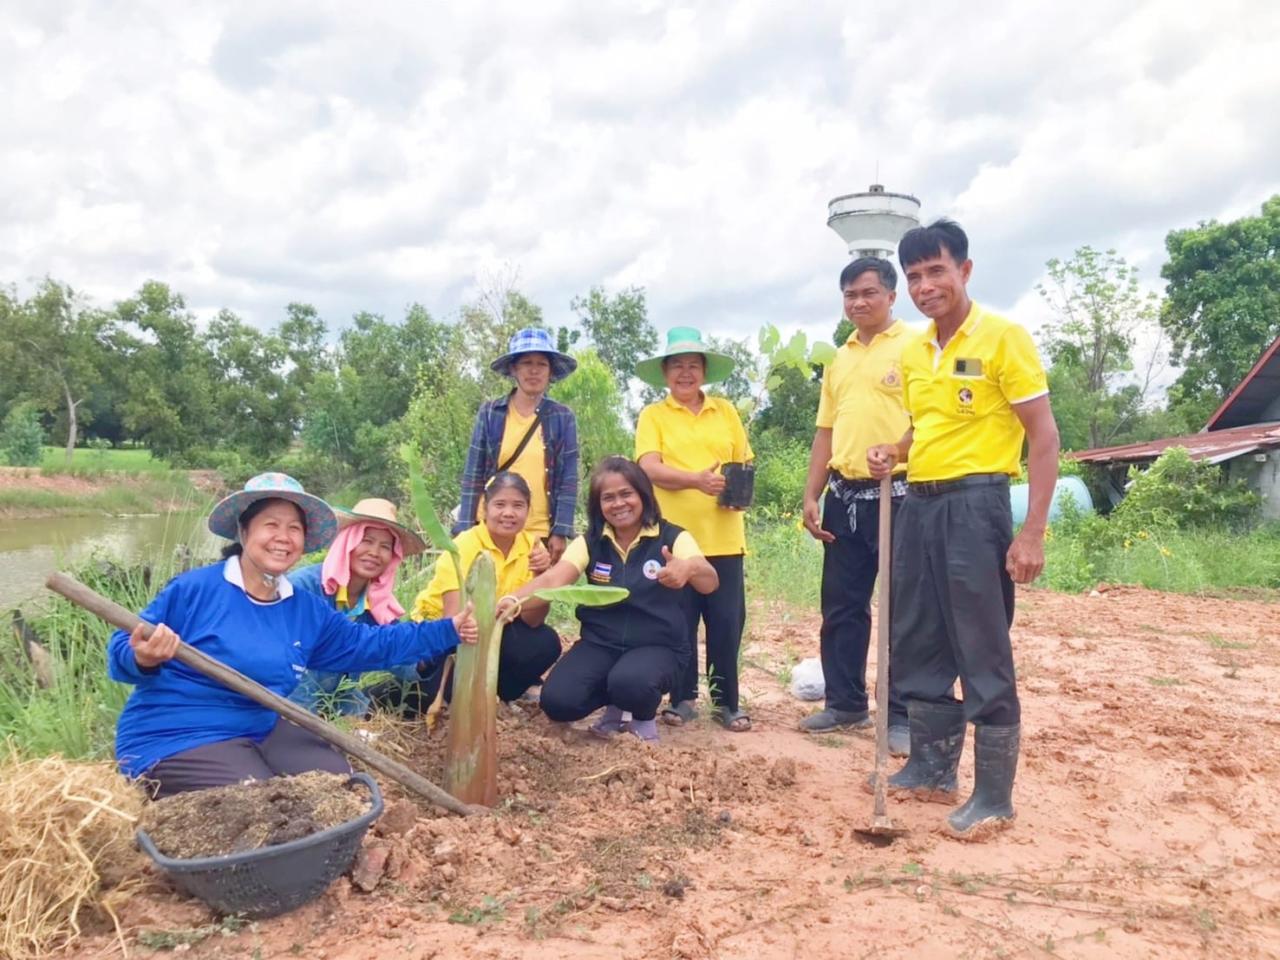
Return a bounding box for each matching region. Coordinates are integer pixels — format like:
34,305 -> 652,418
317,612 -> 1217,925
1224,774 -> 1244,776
82,586 -> 1279,959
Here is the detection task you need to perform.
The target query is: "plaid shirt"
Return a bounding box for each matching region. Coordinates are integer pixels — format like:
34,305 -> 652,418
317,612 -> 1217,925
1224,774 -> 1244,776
454,393 -> 580,538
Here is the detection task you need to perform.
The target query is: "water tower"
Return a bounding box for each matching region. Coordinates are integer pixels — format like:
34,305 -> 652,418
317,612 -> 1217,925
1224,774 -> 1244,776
827,184 -> 921,260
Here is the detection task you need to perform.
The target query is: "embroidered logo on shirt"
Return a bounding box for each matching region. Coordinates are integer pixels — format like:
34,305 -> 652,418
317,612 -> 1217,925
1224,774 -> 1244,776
589,561 -> 613,584
642,559 -> 662,580
881,367 -> 900,388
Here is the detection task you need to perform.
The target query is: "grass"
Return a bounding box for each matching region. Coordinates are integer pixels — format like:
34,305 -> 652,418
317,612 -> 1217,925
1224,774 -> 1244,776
745,519 -> 822,608
0,555 -> 185,760
1042,524 -> 1280,596
37,445 -> 174,474
0,472 -> 199,517
749,512 -> 1280,603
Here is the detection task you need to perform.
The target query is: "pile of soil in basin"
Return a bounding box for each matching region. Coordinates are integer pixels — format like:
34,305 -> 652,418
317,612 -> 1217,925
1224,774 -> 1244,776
140,771 -> 371,860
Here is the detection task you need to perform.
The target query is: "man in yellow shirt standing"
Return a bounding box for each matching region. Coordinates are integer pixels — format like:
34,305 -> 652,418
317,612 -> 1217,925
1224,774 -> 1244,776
868,219 -> 1060,840
800,258 -> 912,755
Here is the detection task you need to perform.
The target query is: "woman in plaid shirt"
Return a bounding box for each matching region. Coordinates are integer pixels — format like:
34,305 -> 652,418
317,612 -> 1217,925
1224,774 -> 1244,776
454,328 -> 581,563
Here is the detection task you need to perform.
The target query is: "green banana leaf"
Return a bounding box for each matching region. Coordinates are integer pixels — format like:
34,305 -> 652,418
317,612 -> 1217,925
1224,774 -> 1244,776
400,443 -> 465,599
532,585 -> 629,606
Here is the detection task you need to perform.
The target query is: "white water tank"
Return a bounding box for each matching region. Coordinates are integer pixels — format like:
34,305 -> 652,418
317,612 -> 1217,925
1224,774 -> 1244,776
827,185 -> 922,260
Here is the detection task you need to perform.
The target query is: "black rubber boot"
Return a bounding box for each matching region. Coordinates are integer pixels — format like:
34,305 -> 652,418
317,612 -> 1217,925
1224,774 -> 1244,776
864,700 -> 965,803
946,723 -> 1020,841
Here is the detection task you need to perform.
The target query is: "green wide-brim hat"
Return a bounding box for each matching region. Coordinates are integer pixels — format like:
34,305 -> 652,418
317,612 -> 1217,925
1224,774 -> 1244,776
635,327 -> 735,389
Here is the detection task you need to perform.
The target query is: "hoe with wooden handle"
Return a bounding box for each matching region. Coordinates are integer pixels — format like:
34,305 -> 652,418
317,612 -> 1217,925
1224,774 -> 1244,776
46,571 -> 481,817
853,475 -> 909,844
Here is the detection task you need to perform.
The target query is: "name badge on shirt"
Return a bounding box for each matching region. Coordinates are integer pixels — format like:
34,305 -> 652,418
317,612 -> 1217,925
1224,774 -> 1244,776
953,358 -> 983,378
589,561 -> 613,584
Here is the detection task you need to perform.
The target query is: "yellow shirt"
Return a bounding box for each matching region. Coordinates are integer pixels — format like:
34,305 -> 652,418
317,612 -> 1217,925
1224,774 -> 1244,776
411,526 -> 539,621
634,394 -> 753,556
901,302 -> 1049,482
562,524 -> 703,573
477,407 -> 549,538
816,320 -> 912,479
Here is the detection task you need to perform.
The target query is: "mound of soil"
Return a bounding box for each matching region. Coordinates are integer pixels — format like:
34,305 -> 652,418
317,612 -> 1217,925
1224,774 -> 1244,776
140,771 -> 371,860
341,707 -> 798,916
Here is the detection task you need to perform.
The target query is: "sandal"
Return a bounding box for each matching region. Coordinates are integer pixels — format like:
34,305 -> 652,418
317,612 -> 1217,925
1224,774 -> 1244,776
660,700 -> 699,727
714,707 -> 752,732
628,718 -> 660,742
589,705 -> 628,740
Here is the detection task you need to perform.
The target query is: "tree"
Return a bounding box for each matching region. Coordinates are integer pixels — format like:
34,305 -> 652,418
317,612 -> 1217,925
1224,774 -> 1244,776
116,281 -> 219,460
206,310 -> 295,459
704,335 -> 756,404
1,401 -> 44,466
550,349 -> 630,480
754,364 -> 821,439
0,279 -> 116,463
1036,246 -> 1162,450
571,286 -> 657,394
302,303 -> 455,494
1160,195 -> 1280,410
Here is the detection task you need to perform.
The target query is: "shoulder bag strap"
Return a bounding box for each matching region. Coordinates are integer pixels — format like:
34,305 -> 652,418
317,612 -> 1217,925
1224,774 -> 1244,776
496,406 -> 545,474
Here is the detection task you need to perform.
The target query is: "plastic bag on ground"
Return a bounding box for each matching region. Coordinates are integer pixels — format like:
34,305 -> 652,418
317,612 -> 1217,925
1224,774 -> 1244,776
790,657 -> 825,701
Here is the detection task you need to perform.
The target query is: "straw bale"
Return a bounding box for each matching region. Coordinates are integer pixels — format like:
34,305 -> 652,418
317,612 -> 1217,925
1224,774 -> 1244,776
0,747 -> 145,960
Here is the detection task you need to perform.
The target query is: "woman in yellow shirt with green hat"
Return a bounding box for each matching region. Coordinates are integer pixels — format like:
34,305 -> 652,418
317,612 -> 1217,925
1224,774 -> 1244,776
634,327 -> 753,732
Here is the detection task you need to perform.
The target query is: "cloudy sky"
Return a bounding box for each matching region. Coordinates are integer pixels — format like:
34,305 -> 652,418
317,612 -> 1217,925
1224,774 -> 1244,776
3,0 -> 1278,352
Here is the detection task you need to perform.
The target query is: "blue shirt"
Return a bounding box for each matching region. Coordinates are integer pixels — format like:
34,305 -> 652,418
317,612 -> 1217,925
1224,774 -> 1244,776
109,559 -> 459,777
287,563 -> 427,717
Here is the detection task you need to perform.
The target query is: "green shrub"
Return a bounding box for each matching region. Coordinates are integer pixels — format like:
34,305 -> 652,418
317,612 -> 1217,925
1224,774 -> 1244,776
1,402 -> 44,466
751,428 -> 809,515
1111,447 -> 1258,536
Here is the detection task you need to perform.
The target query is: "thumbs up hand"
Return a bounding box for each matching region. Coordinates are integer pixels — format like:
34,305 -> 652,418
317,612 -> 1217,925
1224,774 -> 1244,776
656,545 -> 690,589
694,462 -> 726,497
451,600 -> 479,644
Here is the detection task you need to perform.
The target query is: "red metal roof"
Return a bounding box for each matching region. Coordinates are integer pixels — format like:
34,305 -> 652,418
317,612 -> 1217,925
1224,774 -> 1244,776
1204,333 -> 1280,431
1069,422 -> 1280,465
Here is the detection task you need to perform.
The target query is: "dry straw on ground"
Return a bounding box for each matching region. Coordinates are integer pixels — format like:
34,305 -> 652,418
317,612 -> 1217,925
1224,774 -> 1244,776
0,746 -> 145,959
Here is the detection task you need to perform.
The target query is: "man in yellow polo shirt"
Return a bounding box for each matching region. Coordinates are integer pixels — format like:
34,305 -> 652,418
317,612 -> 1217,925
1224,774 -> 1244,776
868,219 -> 1060,841
800,257 -> 911,754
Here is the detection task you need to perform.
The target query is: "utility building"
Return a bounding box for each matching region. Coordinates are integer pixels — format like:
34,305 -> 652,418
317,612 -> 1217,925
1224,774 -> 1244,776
1072,335 -> 1280,519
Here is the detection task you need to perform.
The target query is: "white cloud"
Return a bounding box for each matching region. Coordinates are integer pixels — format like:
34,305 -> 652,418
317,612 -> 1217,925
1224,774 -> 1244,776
1,0 -> 1277,360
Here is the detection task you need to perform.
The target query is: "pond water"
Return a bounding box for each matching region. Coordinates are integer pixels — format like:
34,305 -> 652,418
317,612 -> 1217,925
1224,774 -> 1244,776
0,512 -> 221,609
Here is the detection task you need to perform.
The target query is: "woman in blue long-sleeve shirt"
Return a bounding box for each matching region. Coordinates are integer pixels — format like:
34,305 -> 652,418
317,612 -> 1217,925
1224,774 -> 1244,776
110,473 -> 476,798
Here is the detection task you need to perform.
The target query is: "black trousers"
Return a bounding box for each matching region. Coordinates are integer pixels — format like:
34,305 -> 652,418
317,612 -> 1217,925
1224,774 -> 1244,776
540,639 -> 679,722
820,489 -> 908,725
890,478 -> 1019,726
145,719 -> 351,799
672,554 -> 746,712
370,620 -> 561,716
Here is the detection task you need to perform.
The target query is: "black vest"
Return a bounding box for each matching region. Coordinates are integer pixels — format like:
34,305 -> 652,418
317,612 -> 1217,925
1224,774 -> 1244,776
576,521 -> 689,657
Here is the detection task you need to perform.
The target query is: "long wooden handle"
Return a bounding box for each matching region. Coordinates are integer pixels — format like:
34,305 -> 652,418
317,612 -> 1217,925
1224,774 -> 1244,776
873,476 -> 893,818
46,572 -> 479,817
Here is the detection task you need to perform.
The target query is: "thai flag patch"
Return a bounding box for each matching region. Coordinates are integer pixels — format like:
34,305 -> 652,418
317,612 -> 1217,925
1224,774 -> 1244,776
589,561 -> 613,583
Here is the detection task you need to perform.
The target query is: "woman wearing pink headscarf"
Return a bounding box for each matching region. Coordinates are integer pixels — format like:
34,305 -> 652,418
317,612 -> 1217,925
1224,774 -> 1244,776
289,498 -> 429,716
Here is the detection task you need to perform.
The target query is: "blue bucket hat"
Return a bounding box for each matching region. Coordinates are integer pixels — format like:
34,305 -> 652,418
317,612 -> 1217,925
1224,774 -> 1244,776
208,472 -> 337,553
490,328 -> 578,382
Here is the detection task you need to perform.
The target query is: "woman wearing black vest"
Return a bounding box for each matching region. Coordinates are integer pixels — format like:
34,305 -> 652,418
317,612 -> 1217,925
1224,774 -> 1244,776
500,457 -> 718,742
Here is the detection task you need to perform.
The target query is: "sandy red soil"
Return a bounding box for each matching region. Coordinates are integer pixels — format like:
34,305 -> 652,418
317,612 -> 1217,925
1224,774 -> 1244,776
82,586 -> 1280,959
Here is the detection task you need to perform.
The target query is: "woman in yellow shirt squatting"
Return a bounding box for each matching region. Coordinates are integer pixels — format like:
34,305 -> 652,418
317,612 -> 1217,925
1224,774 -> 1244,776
634,328 -> 754,732
407,471 -> 562,709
